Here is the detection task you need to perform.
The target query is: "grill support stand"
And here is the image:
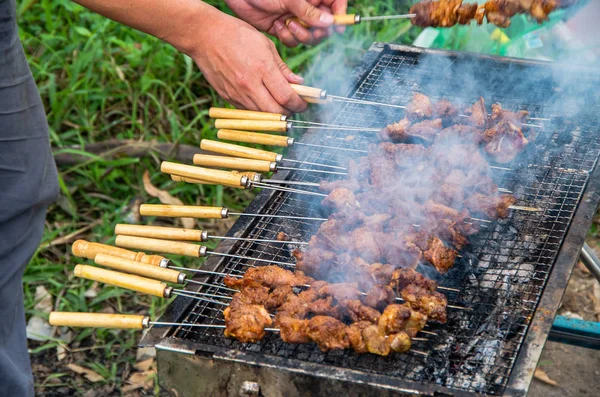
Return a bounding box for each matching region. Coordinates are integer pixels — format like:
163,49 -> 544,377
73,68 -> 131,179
547,243 -> 600,349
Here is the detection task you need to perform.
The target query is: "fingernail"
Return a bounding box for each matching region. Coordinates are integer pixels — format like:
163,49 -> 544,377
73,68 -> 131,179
291,73 -> 304,83
274,20 -> 284,30
320,13 -> 334,24
289,21 -> 300,32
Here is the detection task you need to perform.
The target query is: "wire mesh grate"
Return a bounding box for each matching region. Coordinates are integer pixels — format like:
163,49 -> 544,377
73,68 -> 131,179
169,49 -> 600,395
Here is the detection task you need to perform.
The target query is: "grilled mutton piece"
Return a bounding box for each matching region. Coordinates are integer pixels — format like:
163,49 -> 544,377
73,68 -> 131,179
223,265 -> 314,290
410,0 -> 562,29
401,284 -> 448,323
306,315 -> 350,352
380,118 -> 443,144
223,301 -> 273,343
465,193 -> 517,219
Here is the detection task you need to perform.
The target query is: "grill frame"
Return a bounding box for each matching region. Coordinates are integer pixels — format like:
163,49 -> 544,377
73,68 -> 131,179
141,43 -> 600,397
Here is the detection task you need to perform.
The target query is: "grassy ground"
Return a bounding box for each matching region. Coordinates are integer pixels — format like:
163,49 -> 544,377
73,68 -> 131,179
20,1 -> 419,395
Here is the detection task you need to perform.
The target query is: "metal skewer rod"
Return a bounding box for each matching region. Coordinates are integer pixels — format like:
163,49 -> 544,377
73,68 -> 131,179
218,129 -> 369,153
192,154 -> 348,177
48,312 -> 430,356
215,130 -> 513,173
114,235 -> 298,268
201,139 -> 348,171
163,162 -> 329,198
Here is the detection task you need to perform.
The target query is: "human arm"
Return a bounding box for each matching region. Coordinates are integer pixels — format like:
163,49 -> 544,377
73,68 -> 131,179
72,0 -> 306,114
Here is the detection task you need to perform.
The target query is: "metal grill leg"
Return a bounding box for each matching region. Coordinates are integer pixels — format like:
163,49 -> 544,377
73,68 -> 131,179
580,243 -> 600,283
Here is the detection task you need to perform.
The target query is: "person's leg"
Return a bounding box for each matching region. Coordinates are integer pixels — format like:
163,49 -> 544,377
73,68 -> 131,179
0,75 -> 59,396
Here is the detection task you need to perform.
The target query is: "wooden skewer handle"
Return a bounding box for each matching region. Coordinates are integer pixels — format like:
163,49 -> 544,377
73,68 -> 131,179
201,140 -> 280,162
115,224 -> 206,242
209,107 -> 286,121
140,204 -> 226,219
74,264 -> 168,298
214,119 -> 289,132
192,154 -> 275,172
161,162 -> 245,187
172,171 -> 260,185
49,312 -> 147,329
71,240 -> 166,266
217,129 -> 291,147
285,14 -> 358,28
171,175 -> 216,185
115,235 -> 205,258
290,84 -> 326,99
94,253 -> 184,283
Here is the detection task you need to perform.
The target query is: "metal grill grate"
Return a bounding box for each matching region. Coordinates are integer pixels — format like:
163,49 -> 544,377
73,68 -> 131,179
168,47 -> 600,395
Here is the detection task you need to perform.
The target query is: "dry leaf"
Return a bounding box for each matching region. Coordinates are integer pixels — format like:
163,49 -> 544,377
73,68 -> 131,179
142,171 -> 195,229
26,286 -> 54,341
534,368 -> 558,387
84,281 -> 99,298
66,363 -> 104,383
56,344 -> 67,361
134,358 -> 154,372
122,369 -> 156,392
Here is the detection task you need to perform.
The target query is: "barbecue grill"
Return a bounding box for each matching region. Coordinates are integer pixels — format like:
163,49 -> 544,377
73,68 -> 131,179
140,43 -> 600,397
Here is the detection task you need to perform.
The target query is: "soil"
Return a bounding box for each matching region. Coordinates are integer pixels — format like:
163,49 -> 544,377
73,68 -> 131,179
528,238 -> 600,397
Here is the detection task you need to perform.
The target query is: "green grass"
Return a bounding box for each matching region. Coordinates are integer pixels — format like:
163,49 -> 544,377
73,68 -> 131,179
19,0 -> 418,394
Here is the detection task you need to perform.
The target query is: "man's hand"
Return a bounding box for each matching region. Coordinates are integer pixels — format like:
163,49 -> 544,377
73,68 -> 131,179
72,0 -> 308,113
225,0 -> 348,47
191,12 -> 307,114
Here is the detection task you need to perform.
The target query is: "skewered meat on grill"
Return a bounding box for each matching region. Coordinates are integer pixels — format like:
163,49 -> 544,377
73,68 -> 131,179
381,118 -> 444,144
223,303 -> 273,343
362,324 -> 393,356
309,297 -> 342,319
391,268 -> 437,293
275,314 -> 310,344
401,285 -> 448,323
465,193 -> 517,219
389,331 -> 413,353
378,304 -> 413,335
343,300 -> 382,323
465,96 -> 488,128
224,265 -> 313,290
317,282 -> 362,302
346,321 -> 372,353
434,99 -> 459,124
306,316 -> 350,352
406,92 -> 434,120
423,237 -> 458,274
410,0 -> 564,28
364,284 -> 396,311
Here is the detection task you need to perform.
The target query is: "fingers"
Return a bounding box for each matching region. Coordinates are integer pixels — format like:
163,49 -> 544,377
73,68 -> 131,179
323,0 -> 348,33
287,20 -> 316,45
273,20 -> 299,48
286,0 -> 334,28
264,51 -> 307,114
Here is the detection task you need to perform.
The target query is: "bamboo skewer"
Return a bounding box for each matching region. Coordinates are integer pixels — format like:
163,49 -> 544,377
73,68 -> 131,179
48,312 -> 430,357
115,224 -> 309,245
114,235 -> 298,268
201,139 -> 347,171
209,133 -> 513,173
162,161 -> 328,197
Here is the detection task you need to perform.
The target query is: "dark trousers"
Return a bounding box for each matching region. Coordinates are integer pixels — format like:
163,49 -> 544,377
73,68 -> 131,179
0,73 -> 59,396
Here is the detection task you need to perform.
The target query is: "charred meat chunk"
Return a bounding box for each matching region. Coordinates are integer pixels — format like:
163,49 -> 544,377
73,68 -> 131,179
275,314 -> 309,344
401,284 -> 448,324
306,316 -> 350,352
223,303 -> 273,343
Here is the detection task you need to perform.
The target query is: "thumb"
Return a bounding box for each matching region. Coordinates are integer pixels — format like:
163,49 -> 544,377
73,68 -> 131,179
287,0 -> 334,27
